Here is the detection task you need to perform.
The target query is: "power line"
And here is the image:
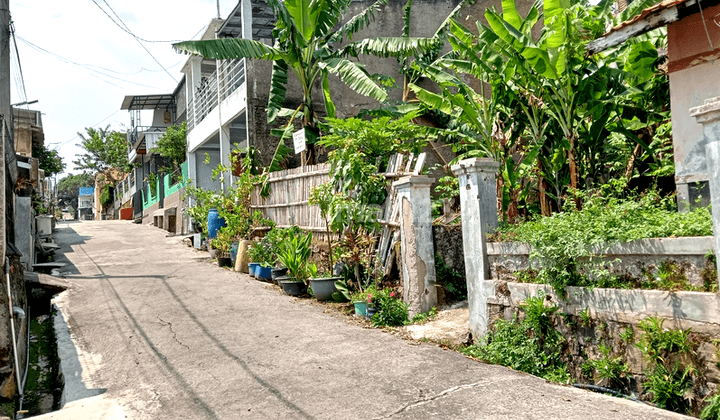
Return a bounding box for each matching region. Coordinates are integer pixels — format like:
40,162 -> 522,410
17,35 -> 181,76
88,0 -> 178,83
17,36 -> 165,90
9,21 -> 28,107
58,109 -> 123,149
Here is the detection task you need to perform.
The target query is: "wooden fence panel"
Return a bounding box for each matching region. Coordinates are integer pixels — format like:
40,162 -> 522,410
251,152 -> 427,268
250,163 -> 331,233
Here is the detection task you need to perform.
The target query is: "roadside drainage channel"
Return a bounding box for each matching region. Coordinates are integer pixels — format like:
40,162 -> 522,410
13,285 -> 63,419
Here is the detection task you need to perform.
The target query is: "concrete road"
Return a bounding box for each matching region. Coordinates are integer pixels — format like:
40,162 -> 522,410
43,220 -> 691,420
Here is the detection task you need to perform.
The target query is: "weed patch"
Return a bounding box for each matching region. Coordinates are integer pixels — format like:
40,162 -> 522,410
493,189 -> 712,296
461,292 -> 568,383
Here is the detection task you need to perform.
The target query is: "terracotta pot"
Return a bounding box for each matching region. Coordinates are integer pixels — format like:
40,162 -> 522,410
233,240 -> 254,273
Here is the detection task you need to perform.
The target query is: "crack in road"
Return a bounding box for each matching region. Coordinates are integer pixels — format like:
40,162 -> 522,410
157,315 -> 191,350
375,382 -> 483,419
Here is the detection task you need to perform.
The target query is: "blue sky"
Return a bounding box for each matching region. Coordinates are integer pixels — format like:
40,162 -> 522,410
9,0 -> 239,177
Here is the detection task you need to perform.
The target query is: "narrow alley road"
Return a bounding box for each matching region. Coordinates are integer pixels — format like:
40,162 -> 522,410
46,220 -> 690,420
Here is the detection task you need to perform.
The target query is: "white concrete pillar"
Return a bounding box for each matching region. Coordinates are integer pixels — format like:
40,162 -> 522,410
690,97 -> 720,291
393,175 -> 436,318
241,0 -> 253,40
451,158 -> 499,338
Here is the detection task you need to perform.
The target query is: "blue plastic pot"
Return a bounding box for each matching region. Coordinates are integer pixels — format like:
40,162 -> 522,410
230,242 -> 239,265
353,301 -> 368,317
256,265 -> 272,281
248,262 -> 260,277
207,208 -> 226,240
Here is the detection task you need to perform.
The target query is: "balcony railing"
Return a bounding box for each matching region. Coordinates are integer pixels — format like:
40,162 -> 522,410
127,126 -> 167,161
219,59 -> 246,102
187,58 -> 246,132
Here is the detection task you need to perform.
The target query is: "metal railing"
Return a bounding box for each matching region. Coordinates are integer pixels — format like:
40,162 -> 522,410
194,76 -> 218,128
169,166 -> 183,187
127,126 -> 167,152
219,59 -> 246,102
187,58 -> 246,132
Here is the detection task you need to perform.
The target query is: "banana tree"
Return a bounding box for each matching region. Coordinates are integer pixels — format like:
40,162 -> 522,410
174,0 -> 438,165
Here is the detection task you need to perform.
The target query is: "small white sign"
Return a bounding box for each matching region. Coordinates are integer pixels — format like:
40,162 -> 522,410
293,129 -> 306,154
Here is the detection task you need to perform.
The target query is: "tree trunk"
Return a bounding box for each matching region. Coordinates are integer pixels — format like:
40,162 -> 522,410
568,135 -> 580,209
624,143 -> 643,182
537,158 -> 551,217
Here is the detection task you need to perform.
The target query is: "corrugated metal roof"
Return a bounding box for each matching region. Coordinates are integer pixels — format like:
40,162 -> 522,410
120,94 -> 175,111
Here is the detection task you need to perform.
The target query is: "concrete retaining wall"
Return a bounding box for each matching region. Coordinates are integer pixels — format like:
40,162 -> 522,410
487,236 -> 715,286
485,279 -> 720,399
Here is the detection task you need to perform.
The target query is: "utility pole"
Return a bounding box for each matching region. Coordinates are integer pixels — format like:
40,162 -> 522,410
0,0 -> 9,265
0,0 -> 9,123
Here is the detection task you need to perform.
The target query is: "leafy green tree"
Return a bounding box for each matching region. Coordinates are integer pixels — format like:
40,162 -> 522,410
32,143 -> 65,176
174,0 -> 437,165
56,173 -> 94,212
410,0 -> 670,221
151,121 -> 186,171
74,125 -> 133,175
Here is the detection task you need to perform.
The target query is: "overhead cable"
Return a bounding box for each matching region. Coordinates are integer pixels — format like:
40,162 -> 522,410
17,36 -> 166,90
89,0 -> 178,83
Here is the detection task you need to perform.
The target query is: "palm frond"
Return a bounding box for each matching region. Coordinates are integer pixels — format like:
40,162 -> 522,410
347,37 -> 440,58
173,38 -> 282,61
356,103 -> 422,118
403,0 -> 413,37
323,57 -> 388,103
285,0 -> 317,42
268,61 -> 289,124
312,0 -> 349,39
330,0 -> 389,43
433,2 -> 467,39
321,71 -> 336,119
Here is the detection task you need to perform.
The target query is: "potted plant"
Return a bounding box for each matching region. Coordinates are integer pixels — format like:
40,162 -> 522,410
308,264 -> 342,301
350,288 -> 373,317
276,230 -> 312,296
209,227 -> 234,268
248,233 -> 279,281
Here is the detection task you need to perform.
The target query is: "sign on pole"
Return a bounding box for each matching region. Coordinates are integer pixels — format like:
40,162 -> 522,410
293,128 -> 306,154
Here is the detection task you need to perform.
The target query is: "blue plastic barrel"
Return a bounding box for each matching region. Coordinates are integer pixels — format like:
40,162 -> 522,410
207,208 -> 226,239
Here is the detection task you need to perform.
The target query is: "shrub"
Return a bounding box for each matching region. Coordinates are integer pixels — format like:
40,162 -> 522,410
494,188 -> 712,296
701,392 -> 720,420
461,292 -> 568,383
635,316 -> 695,414
581,342 -> 630,389
370,289 -> 409,327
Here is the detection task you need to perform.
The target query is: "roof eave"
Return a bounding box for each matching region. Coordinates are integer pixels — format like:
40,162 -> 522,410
587,5 -> 682,54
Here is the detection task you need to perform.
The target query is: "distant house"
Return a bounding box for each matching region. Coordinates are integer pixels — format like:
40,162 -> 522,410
119,76 -> 188,233
587,0 -> 720,210
78,187 -> 94,220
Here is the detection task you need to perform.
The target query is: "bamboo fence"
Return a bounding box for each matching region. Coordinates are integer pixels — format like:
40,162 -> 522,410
250,153 -> 427,272
250,163 -> 331,233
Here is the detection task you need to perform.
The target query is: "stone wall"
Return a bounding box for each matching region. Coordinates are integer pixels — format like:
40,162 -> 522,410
162,190 -> 187,235
485,280 -> 720,407
142,202 -> 159,226
432,224 -> 465,276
